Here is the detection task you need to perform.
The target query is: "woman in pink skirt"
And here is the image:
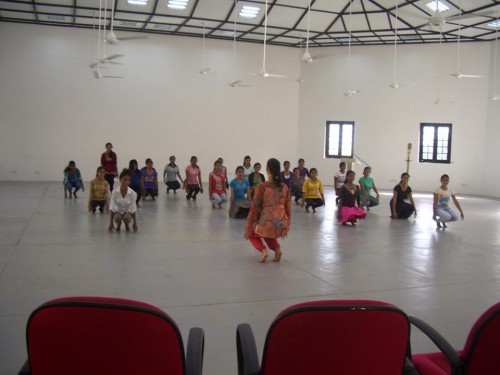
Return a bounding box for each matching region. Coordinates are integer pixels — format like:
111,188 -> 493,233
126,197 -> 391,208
337,170 -> 366,226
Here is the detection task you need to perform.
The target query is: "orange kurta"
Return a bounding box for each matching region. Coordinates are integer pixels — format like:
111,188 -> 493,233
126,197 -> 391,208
245,181 -> 291,238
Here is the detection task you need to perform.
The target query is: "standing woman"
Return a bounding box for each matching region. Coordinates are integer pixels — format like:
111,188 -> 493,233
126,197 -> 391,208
301,168 -> 325,213
63,161 -> 84,199
109,169 -> 138,232
141,158 -> 158,201
164,156 -> 184,194
101,142 -> 118,192
390,172 -> 417,219
337,170 -> 367,225
433,174 -> 465,229
359,166 -> 380,210
184,156 -> 203,200
228,166 -> 251,218
128,159 -> 142,206
242,156 -> 253,179
280,161 -> 292,193
245,158 -> 291,262
88,166 -> 110,213
209,160 -> 228,209
248,162 -> 265,199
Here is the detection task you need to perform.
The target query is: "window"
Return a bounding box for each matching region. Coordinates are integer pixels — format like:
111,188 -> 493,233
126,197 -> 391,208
325,121 -> 354,158
419,123 -> 452,163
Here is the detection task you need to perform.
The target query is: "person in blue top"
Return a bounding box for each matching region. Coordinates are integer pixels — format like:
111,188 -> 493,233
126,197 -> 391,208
228,166 -> 251,218
63,160 -> 84,199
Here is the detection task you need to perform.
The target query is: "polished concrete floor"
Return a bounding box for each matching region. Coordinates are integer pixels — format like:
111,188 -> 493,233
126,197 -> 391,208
0,181 -> 499,374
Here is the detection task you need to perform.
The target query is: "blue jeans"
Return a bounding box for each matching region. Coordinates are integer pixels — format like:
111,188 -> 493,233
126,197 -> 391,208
360,194 -> 379,208
65,181 -> 81,193
436,207 -> 458,222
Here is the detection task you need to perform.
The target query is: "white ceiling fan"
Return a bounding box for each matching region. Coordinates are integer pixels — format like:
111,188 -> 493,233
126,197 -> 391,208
229,1 -> 251,87
409,0 -> 498,31
344,0 -> 360,97
105,0 -> 148,44
389,1 -> 416,89
435,31 -> 452,105
301,0 -> 313,63
199,22 -> 214,75
254,0 -> 287,78
450,0 -> 482,78
91,0 -> 123,79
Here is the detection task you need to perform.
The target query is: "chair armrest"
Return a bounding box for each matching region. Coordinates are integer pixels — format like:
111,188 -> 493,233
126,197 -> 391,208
236,323 -> 260,375
409,315 -> 462,370
186,327 -> 204,375
18,360 -> 30,374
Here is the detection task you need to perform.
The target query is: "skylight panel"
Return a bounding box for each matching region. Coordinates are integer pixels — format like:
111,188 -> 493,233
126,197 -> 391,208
239,6 -> 260,19
127,0 -> 148,6
167,0 -> 188,10
488,21 -> 500,28
425,1 -> 449,13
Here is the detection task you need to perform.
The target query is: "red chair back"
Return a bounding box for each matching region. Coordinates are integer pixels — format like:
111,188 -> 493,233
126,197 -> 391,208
462,302 -> 500,374
25,296 -> 185,375
260,300 -> 410,375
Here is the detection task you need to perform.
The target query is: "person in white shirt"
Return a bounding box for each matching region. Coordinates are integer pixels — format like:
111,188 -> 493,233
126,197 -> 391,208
433,174 -> 464,229
108,169 -> 138,232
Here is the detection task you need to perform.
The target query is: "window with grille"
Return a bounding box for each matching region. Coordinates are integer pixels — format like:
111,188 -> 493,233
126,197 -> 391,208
325,121 -> 354,158
419,123 -> 452,163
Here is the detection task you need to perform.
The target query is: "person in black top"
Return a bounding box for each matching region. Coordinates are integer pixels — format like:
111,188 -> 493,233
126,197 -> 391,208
390,172 -> 417,219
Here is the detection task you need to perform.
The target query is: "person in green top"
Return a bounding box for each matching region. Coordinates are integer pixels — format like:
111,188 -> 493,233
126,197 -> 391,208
359,166 -> 380,210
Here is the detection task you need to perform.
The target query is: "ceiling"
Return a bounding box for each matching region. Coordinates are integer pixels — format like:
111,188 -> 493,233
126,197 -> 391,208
1,0 -> 500,47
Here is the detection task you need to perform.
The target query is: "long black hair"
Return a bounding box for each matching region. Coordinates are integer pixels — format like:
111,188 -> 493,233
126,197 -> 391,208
64,160 -> 76,173
267,158 -> 282,187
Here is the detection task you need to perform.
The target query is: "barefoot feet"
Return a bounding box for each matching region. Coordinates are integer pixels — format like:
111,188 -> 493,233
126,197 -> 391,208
273,248 -> 283,262
259,250 -> 269,263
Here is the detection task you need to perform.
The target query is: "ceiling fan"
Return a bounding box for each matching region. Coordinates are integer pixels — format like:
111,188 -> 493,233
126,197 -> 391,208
105,0 -> 148,44
389,1 -> 416,89
301,0 -> 313,63
434,31 -> 452,105
199,22 -> 214,75
410,0 -> 498,31
91,0 -> 123,79
229,1 -> 251,87
254,0 -> 286,78
450,0 -> 482,78
344,0 -> 360,97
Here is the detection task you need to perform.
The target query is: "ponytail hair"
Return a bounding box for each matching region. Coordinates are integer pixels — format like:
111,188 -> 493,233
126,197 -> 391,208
267,158 -> 282,187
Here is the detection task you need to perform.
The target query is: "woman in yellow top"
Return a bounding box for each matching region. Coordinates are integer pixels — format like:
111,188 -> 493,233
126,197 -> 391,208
301,168 -> 325,213
88,166 -> 110,213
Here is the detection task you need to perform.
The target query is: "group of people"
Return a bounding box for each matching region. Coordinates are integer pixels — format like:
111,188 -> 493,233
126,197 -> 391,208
62,144 -> 465,260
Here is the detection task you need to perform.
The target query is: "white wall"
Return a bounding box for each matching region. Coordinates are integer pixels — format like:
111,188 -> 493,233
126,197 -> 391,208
0,22 -> 498,197
298,41 -> 492,196
0,23 -> 300,182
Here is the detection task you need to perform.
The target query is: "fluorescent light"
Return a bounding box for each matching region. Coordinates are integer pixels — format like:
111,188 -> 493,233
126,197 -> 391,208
167,0 -> 188,10
425,1 -> 449,13
47,15 -> 66,21
488,21 -> 500,28
239,5 -> 259,19
127,0 -> 148,5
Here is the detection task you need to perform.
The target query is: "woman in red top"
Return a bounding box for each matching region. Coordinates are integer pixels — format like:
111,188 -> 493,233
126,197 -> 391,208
101,142 -> 118,191
209,160 -> 227,209
244,158 -> 291,263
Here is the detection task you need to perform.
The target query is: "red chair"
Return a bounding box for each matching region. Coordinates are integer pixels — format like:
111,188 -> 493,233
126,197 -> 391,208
18,296 -> 204,375
237,300 -> 414,375
410,302 -> 500,374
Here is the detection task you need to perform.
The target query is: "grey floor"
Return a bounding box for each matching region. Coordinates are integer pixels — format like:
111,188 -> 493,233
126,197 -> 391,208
1,181 -> 500,374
